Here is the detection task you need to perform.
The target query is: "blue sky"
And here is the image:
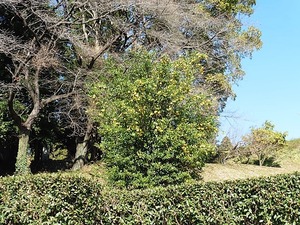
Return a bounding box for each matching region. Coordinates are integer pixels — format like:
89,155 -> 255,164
219,0 -> 300,141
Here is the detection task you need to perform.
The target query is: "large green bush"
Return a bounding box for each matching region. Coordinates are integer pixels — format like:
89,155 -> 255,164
90,51 -> 218,188
0,173 -> 300,224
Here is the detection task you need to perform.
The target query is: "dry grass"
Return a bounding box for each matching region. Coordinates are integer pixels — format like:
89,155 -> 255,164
202,138 -> 300,182
201,163 -> 300,182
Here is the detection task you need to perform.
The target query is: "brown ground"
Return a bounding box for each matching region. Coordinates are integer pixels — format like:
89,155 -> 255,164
202,162 -> 300,182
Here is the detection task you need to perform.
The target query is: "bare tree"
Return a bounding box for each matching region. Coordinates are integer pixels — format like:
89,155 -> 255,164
0,0 -> 79,173
51,0 -> 261,77
52,0 -> 262,170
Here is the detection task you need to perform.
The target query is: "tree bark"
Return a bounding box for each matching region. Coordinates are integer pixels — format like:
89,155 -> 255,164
15,128 -> 31,174
71,120 -> 93,171
258,153 -> 266,166
72,142 -> 88,171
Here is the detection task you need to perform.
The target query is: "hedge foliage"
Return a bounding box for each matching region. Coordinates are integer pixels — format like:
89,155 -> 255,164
0,174 -> 103,225
1,173 -> 300,224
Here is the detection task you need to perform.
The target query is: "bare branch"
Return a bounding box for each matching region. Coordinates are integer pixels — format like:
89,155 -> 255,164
41,92 -> 75,108
88,34 -> 121,69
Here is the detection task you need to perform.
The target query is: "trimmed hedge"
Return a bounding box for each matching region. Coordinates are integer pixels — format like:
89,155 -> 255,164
0,174 -> 103,225
1,173 -> 300,224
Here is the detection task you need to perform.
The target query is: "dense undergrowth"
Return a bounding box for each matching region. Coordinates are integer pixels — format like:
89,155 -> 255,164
0,172 -> 300,224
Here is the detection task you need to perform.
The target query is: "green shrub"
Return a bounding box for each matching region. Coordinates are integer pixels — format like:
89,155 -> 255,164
90,51 -> 218,188
101,173 -> 300,225
1,173 -> 300,224
0,174 -> 103,225
215,136 -> 234,164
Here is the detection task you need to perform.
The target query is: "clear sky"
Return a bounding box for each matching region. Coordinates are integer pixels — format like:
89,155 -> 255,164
219,0 -> 300,141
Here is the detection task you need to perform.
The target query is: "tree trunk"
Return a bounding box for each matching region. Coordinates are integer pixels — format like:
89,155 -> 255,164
15,128 -> 31,174
258,153 -> 266,166
71,120 -> 94,171
72,141 -> 88,171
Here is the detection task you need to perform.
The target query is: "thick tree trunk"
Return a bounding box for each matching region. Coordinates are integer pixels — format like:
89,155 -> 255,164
72,141 -> 88,171
71,120 -> 93,171
8,91 -> 35,175
15,129 -> 31,174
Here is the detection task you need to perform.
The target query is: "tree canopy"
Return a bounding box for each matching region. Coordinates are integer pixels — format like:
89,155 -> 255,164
0,0 -> 262,180
242,121 -> 287,166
